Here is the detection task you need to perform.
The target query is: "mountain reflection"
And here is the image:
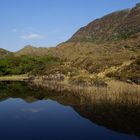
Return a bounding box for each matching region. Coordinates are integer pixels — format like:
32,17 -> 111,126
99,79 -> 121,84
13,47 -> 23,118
0,81 -> 140,137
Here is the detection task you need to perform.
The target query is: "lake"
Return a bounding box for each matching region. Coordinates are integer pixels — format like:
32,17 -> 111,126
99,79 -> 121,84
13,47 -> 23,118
0,82 -> 139,140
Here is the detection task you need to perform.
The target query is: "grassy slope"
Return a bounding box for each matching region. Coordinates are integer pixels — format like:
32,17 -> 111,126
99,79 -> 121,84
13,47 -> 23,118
106,57 -> 140,83
49,38 -> 140,73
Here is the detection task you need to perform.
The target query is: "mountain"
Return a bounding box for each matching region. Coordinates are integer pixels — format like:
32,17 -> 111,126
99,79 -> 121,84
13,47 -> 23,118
70,9 -> 130,42
15,45 -> 49,56
70,3 -> 140,42
0,48 -> 12,57
49,4 -> 140,74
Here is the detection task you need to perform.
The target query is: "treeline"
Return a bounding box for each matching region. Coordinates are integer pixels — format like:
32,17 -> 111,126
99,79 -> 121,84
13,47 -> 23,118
0,55 -> 61,76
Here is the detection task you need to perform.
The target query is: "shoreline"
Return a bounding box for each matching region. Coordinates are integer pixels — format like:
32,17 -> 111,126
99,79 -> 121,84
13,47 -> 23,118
0,75 -> 29,81
30,77 -> 140,105
0,75 -> 140,105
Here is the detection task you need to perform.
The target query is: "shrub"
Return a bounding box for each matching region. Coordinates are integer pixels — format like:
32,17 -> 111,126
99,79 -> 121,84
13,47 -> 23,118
0,55 -> 61,76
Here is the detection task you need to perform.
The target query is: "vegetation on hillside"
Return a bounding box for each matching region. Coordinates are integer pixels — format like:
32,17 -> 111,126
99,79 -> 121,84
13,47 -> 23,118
0,48 -> 12,56
0,55 -> 60,76
70,4 -> 140,42
106,57 -> 140,84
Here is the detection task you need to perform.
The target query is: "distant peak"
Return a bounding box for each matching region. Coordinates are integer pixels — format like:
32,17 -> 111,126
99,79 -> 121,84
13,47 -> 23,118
24,45 -> 34,49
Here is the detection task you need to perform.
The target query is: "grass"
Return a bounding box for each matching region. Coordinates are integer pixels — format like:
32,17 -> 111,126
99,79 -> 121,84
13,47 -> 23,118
106,57 -> 140,84
50,40 -> 140,73
69,74 -> 107,87
0,75 -> 28,81
31,77 -> 140,106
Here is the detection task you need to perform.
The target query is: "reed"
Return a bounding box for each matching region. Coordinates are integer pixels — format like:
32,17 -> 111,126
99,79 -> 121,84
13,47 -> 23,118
31,78 -> 140,106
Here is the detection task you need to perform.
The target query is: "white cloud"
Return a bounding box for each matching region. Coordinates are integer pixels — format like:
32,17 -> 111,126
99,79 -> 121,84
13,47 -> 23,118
20,33 -> 44,40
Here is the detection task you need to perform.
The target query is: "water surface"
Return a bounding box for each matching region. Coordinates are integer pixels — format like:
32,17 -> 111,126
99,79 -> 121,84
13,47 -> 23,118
0,82 -> 139,140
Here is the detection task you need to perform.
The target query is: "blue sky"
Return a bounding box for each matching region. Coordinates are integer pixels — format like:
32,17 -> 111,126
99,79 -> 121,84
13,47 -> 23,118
0,0 -> 140,51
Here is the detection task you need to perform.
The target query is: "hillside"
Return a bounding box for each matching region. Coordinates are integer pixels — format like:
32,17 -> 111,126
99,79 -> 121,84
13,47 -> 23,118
106,57 -> 140,84
0,48 -> 12,57
48,4 -> 140,76
70,3 -> 140,42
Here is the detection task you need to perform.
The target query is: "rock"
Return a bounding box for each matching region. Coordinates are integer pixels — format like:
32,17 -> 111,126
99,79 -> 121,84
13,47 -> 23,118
28,76 -> 35,81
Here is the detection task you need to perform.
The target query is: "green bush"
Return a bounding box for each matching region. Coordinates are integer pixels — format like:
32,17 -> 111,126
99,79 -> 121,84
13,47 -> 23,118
0,55 -> 61,76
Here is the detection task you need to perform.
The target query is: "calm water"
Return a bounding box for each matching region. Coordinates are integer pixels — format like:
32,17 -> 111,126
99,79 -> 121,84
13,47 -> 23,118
0,82 -> 139,140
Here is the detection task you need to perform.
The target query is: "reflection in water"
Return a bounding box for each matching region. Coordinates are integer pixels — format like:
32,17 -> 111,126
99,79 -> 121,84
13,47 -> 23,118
0,82 -> 139,140
21,108 -> 44,113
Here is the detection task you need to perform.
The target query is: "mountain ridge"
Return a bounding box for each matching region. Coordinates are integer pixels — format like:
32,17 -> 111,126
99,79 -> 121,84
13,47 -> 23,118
69,4 -> 140,43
